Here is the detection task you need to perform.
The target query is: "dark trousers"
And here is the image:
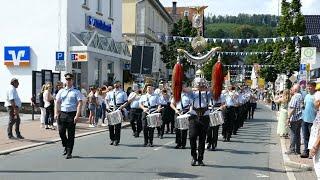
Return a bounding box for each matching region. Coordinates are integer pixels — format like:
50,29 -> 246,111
109,123 -> 121,142
58,112 -> 76,153
130,108 -> 143,135
7,106 -> 21,136
302,121 -> 313,154
223,107 -> 235,140
289,120 -> 302,153
45,105 -> 54,125
248,103 -> 257,119
176,129 -> 188,147
207,125 -> 219,148
233,107 -> 240,134
101,102 -> 106,123
142,112 -> 155,144
189,115 -> 209,161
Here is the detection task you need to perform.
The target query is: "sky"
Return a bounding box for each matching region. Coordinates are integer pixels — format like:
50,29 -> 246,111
160,0 -> 320,16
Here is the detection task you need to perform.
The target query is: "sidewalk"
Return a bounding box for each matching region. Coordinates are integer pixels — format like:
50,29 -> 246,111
263,103 -> 316,180
0,113 -> 129,155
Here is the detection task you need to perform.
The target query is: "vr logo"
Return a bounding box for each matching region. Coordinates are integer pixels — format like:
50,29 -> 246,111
4,46 -> 30,66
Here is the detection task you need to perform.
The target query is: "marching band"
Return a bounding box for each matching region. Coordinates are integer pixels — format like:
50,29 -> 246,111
100,77 -> 258,166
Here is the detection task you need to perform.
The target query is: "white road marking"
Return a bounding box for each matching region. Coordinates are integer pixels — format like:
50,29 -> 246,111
154,141 -> 175,151
254,173 -> 269,178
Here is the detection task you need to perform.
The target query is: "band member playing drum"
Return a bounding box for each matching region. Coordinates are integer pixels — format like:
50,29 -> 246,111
105,81 -> 128,146
223,85 -> 238,142
139,83 -> 161,147
171,83 -> 192,149
159,89 -> 172,139
189,70 -> 211,166
126,84 -> 143,137
207,93 -> 226,151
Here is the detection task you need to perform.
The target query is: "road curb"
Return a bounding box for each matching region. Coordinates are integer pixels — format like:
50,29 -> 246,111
284,160 -> 313,171
0,123 -> 131,155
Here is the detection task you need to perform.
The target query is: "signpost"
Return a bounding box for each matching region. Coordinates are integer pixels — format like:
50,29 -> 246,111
55,51 -> 66,71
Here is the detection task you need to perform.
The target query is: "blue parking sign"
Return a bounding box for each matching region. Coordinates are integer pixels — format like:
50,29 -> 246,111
300,64 -> 306,71
56,52 -> 65,61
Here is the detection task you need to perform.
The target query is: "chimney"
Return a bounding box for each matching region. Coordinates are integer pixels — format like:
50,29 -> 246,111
172,0 -> 177,15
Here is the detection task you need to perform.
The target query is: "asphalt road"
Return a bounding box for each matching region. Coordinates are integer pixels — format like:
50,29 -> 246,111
0,104 -> 288,180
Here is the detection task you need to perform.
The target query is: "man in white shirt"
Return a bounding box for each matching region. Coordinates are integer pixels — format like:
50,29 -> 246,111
5,78 -> 24,139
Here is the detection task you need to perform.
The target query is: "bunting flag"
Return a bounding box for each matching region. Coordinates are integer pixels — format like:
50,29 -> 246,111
167,33 -> 320,45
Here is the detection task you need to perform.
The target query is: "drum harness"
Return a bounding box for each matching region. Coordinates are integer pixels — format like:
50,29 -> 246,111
193,91 -> 209,117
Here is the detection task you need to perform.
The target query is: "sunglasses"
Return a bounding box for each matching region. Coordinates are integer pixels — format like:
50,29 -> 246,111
65,78 -> 73,81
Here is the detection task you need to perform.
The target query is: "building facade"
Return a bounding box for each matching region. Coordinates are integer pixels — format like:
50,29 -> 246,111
164,1 -> 207,36
0,0 -> 131,103
122,0 -> 173,81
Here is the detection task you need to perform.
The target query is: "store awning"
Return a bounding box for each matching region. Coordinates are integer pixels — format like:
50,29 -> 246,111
70,31 -> 131,61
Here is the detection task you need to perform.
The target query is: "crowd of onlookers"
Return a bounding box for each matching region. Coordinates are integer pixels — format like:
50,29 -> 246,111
273,82 -> 320,178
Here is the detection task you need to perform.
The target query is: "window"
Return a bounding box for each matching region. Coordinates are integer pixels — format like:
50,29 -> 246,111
109,0 -> 113,18
184,10 -> 189,17
82,0 -> 89,10
97,0 -> 101,12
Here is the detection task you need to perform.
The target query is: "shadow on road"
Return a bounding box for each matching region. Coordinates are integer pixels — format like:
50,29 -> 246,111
73,156 -> 138,160
157,172 -> 200,179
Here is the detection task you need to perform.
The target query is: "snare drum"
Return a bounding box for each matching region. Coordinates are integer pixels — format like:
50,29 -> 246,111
106,110 -> 123,125
209,110 -> 224,127
146,113 -> 162,128
176,114 -> 190,130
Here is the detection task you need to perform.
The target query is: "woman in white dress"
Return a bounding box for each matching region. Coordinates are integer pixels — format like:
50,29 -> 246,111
310,91 -> 320,179
274,90 -> 290,137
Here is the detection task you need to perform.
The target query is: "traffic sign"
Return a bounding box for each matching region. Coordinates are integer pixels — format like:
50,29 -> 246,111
301,47 -> 316,64
55,51 -> 65,71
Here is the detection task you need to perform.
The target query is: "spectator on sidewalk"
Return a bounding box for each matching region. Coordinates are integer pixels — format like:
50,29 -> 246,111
87,86 -> 97,127
286,84 -> 303,155
39,84 -> 46,128
80,82 -> 88,118
95,88 -> 103,126
54,73 -> 83,159
5,78 -> 24,139
301,82 -> 317,158
274,89 -> 290,138
44,82 -> 55,130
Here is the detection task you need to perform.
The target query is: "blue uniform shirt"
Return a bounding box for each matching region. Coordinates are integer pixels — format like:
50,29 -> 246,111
224,91 -> 238,107
106,89 -> 128,106
159,94 -> 171,105
56,86 -> 83,112
128,92 -> 141,109
173,92 -> 192,111
140,93 -> 159,111
190,90 -> 212,116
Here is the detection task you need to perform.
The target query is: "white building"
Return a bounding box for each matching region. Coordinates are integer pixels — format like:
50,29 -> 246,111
0,0 -> 131,103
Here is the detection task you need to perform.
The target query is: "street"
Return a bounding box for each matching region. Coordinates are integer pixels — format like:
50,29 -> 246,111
0,104 -> 288,180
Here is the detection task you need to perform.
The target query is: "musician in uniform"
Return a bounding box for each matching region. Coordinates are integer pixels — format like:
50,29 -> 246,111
170,83 -> 192,149
207,92 -> 226,151
126,84 -> 143,137
159,88 -> 172,139
223,85 -> 237,142
189,70 -> 211,166
54,73 -> 83,159
139,83 -> 161,147
105,81 -> 128,146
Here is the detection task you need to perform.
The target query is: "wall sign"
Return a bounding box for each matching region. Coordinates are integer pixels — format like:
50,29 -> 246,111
71,52 -> 88,62
87,15 -> 112,32
4,46 -> 30,66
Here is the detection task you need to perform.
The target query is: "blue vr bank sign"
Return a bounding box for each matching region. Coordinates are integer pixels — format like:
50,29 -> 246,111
87,15 -> 112,32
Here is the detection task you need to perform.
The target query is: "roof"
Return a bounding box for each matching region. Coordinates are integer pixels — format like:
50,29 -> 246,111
305,15 -> 320,50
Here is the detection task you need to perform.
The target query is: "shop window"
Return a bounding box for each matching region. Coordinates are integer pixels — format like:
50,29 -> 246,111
96,0 -> 103,16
